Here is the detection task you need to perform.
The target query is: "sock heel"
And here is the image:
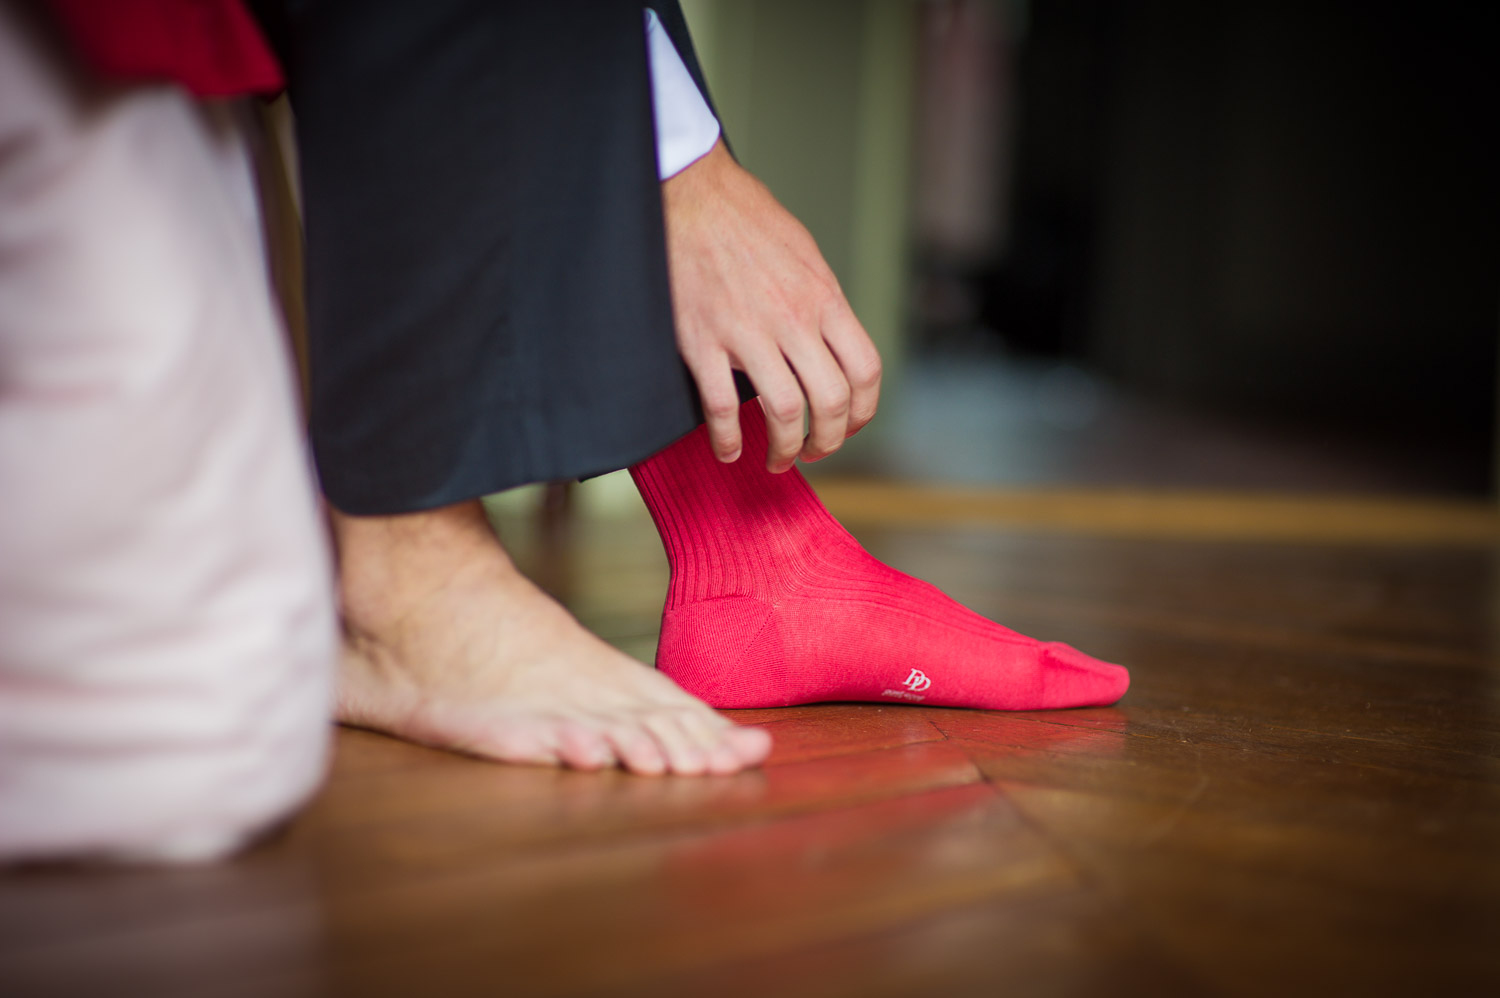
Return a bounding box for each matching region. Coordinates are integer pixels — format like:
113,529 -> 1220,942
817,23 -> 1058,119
656,596 -> 782,708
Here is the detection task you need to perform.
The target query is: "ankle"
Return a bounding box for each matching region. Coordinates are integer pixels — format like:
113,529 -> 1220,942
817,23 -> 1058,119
331,500 -> 514,625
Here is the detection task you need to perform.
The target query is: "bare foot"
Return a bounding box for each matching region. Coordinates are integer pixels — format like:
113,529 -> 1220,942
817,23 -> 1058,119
331,501 -> 771,775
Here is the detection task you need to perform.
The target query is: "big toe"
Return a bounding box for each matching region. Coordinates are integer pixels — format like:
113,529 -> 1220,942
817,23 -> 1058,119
1040,641 -> 1130,707
725,725 -> 773,767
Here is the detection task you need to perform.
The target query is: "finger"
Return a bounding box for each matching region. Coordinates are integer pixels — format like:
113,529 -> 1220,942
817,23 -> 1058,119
642,711 -> 709,775
685,347 -> 744,462
819,300 -> 882,437
740,352 -> 806,473
781,336 -> 851,463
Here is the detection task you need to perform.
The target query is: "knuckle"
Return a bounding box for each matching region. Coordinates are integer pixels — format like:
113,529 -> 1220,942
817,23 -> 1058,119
813,279 -> 847,312
678,335 -> 718,365
851,355 -> 883,389
765,393 -> 803,424
704,397 -> 739,420
776,299 -> 808,330
815,382 -> 851,415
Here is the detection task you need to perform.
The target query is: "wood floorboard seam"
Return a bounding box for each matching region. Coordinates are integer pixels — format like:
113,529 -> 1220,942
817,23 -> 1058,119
980,779 -> 1231,996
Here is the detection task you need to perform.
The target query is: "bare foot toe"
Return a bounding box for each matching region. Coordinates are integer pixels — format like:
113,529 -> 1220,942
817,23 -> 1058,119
678,711 -> 745,775
642,711 -> 710,775
726,726 -> 774,766
556,724 -> 614,771
603,723 -> 668,776
478,721 -> 561,768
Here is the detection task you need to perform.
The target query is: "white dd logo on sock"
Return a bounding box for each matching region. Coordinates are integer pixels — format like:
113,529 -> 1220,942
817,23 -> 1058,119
881,668 -> 931,702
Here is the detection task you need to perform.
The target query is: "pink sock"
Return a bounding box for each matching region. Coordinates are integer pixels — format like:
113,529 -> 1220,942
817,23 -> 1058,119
629,401 -> 1130,710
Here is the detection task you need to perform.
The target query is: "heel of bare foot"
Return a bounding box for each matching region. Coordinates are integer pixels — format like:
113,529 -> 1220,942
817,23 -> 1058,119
330,500 -> 770,775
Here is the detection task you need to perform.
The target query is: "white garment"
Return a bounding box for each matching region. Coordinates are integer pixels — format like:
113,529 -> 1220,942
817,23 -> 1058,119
646,8 -> 721,179
0,9 -> 713,863
0,5 -> 337,862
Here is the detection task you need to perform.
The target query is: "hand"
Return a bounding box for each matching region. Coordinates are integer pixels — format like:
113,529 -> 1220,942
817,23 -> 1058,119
661,139 -> 882,472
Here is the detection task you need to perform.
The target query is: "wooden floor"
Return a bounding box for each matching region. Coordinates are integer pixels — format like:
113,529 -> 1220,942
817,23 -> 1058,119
3,486 -> 1499,997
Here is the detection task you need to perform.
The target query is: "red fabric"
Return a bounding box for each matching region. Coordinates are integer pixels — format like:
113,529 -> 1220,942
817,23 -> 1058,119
46,0 -> 283,97
630,400 -> 1131,710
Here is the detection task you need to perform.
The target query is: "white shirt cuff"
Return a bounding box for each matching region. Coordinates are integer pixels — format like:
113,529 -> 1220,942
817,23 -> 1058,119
645,8 -> 721,180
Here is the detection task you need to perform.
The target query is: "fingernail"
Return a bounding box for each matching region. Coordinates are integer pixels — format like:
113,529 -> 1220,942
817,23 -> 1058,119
720,449 -> 741,463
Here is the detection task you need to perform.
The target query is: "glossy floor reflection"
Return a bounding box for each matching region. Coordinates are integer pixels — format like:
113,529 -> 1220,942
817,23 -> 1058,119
3,490 -> 1498,997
